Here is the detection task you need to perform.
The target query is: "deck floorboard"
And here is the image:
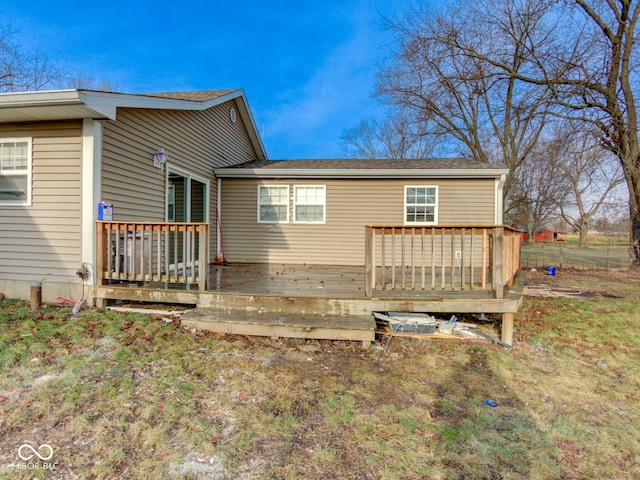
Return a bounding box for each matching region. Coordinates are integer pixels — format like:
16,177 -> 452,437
208,263 -> 500,299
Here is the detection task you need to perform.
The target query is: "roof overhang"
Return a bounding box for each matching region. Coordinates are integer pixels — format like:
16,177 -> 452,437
0,90 -> 116,122
214,167 -> 509,179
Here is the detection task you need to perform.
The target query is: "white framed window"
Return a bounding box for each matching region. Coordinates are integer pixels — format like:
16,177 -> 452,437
258,185 -> 290,223
404,185 -> 438,224
0,138 -> 31,206
294,185 -> 326,224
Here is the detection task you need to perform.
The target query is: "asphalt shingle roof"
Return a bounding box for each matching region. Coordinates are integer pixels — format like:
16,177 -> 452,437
226,158 -> 501,170
140,90 -> 239,102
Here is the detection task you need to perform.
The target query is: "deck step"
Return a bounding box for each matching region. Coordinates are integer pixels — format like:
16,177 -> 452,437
181,309 -> 376,346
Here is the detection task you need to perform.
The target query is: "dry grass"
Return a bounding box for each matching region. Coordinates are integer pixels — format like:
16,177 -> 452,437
1,268 -> 639,479
521,241 -> 632,269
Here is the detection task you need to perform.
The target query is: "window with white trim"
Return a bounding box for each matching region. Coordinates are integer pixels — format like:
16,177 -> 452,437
167,185 -> 176,222
294,185 -> 326,224
258,185 -> 289,223
404,186 -> 438,224
0,139 -> 31,206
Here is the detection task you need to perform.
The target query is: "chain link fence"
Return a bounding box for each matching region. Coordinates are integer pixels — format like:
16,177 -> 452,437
521,242 -> 632,270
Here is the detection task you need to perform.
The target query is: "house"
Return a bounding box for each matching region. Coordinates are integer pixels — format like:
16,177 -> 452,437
0,89 -> 266,303
214,158 -> 508,265
0,88 -> 522,346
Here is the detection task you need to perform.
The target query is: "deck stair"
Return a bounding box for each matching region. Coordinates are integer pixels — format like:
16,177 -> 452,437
181,308 -> 375,346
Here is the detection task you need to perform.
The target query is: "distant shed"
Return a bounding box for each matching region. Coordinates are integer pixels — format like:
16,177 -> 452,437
520,229 -> 566,242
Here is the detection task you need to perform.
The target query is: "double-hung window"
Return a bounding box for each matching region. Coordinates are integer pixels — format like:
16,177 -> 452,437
405,186 -> 438,224
0,139 -> 31,206
258,185 -> 289,223
293,185 -> 325,224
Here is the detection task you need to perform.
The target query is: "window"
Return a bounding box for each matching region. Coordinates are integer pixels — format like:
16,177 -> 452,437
0,139 -> 31,205
294,185 -> 326,224
258,185 -> 289,223
405,186 -> 438,224
167,185 -> 176,222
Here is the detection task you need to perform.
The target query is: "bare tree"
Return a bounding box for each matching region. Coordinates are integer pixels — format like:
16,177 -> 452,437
444,0 -> 640,265
377,0 -> 555,207
340,114 -> 436,159
0,22 -> 65,92
70,74 -> 122,92
593,209 -> 631,236
507,136 -> 571,241
554,126 -> 626,248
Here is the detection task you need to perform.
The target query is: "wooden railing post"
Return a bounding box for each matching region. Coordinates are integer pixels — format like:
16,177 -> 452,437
493,226 -> 504,299
364,226 -> 375,298
96,222 -> 106,286
199,224 -> 208,291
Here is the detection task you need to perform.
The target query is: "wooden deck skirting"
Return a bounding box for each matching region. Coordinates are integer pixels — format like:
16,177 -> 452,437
364,225 -> 521,299
96,221 -> 209,291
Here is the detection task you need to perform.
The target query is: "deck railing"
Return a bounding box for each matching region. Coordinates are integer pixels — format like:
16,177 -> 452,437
364,225 -> 521,298
96,221 -> 209,291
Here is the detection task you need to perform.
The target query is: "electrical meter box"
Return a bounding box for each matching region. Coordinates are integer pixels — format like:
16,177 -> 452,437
98,202 -> 114,221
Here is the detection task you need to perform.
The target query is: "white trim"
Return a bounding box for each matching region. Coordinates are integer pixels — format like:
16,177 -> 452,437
167,185 -> 176,222
293,185 -> 326,224
81,119 -> 102,276
257,185 -> 290,223
0,137 -> 32,206
0,89 -> 239,116
166,164 -> 210,223
403,185 -> 439,225
495,174 -> 506,224
215,168 -> 508,179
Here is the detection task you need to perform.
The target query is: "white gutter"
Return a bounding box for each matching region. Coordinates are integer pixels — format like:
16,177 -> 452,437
0,89 -> 82,106
214,168 -> 510,179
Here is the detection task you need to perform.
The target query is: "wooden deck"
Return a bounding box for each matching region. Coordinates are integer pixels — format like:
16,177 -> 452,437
95,263 -> 524,346
94,222 -> 522,345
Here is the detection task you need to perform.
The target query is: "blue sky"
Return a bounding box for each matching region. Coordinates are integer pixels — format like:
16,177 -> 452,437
0,0 -> 420,159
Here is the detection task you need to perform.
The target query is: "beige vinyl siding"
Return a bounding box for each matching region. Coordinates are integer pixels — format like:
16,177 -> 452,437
0,121 -> 82,282
101,99 -> 259,256
221,177 -> 496,266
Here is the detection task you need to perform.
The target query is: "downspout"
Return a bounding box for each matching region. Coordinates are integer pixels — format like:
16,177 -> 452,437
495,174 -> 506,225
217,176 -> 222,261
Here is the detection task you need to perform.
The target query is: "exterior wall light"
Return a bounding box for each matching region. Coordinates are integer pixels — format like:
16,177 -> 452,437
154,149 -> 166,168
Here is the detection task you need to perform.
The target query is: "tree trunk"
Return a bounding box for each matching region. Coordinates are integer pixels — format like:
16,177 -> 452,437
578,222 -> 589,249
631,207 -> 640,268
626,163 -> 640,267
